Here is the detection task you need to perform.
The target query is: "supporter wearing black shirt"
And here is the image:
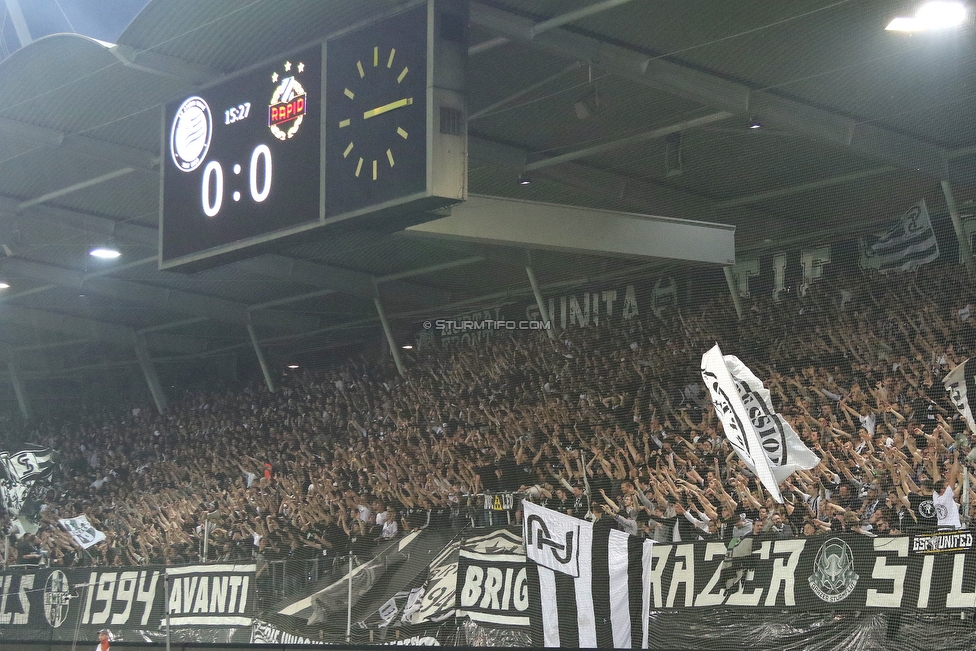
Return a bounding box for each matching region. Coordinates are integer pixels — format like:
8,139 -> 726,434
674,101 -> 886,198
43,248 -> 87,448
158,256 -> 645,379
834,483 -> 862,513
906,480 -> 938,533
570,485 -> 588,519
15,534 -> 41,565
319,515 -> 346,554
553,488 -> 573,516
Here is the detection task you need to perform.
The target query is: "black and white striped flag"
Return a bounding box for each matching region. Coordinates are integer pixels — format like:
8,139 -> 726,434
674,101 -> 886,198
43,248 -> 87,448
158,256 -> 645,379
859,199 -> 940,273
524,502 -> 652,648
0,444 -> 58,483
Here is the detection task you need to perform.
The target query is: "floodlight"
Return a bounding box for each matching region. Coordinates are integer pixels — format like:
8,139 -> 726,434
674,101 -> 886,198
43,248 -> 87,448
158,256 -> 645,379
886,1 -> 968,31
89,247 -> 121,259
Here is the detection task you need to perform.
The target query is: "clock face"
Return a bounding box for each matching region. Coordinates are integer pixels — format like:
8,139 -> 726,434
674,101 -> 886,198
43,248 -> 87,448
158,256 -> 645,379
161,45 -> 323,270
325,4 -> 428,218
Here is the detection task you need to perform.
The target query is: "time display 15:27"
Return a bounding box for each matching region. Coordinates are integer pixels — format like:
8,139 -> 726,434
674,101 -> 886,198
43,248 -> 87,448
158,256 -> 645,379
160,45 -> 323,270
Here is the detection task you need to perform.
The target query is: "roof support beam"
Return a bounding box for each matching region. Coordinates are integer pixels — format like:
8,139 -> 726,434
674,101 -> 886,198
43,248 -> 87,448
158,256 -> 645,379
470,135 -> 717,220
238,255 -> 376,296
2,0 -> 31,48
0,304 -> 205,354
17,168 -> 139,211
247,324 -> 275,393
531,0 -> 639,36
467,0 -> 638,56
469,2 -> 958,182
237,255 -> 454,307
469,36 -> 509,56
407,195 -> 735,265
6,359 -> 30,420
375,256 -> 485,284
715,165 -> 900,208
107,44 -> 220,86
469,62 -> 581,121
134,336 -> 168,413
0,116 -> 158,170
0,195 -> 158,248
374,297 -> 406,377
524,111 -> 732,171
0,257 -> 319,332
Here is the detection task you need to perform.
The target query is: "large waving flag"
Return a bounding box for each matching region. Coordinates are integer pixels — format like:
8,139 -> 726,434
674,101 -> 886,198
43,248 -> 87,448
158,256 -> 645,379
523,501 -> 652,648
0,445 -> 59,483
702,344 -> 820,503
723,354 -> 821,483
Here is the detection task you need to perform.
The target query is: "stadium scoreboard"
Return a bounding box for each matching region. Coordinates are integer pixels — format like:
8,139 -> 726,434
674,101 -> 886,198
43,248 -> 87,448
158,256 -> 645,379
160,0 -> 467,271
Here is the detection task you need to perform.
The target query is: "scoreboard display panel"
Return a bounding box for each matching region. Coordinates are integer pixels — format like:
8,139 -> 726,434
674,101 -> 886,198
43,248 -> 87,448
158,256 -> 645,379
160,45 -> 324,271
159,1 -> 467,272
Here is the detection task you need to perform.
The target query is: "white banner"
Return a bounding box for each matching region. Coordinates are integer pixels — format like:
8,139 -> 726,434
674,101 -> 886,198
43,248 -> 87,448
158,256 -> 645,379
723,355 -> 821,483
523,501 -> 586,577
456,528 -> 530,628
58,515 -> 106,549
701,344 -> 783,503
166,564 -> 256,626
944,358 -> 976,435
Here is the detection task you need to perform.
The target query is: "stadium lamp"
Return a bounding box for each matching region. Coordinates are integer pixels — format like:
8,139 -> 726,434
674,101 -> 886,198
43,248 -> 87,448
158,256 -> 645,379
89,246 -> 121,259
886,1 -> 968,31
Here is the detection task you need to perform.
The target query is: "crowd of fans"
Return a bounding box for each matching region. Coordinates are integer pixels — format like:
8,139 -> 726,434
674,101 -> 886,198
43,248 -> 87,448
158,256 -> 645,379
2,261 -> 976,571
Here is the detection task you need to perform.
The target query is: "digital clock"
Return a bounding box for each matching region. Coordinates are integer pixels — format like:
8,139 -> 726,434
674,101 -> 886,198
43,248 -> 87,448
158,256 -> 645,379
160,45 -> 324,271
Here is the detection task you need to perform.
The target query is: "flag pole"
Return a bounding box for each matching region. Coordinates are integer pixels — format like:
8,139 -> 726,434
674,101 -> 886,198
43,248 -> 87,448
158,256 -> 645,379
963,468 -> 971,528
202,514 -> 210,563
165,569 -> 172,651
346,553 -> 354,642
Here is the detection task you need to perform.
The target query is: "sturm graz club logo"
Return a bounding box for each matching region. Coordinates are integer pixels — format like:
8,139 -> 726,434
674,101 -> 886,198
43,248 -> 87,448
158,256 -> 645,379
43,570 -> 71,628
919,499 -> 936,519
808,538 -> 859,604
170,96 -> 213,172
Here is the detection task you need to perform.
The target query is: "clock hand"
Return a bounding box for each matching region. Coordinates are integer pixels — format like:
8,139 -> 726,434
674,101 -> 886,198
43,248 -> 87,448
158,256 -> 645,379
363,97 -> 413,120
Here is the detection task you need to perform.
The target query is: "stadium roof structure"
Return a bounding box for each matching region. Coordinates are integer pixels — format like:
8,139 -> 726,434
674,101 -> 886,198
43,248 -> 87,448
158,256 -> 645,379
0,0 -> 972,411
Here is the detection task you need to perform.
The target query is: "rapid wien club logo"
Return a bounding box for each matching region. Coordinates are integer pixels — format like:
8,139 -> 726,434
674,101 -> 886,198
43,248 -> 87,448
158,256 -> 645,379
268,60 -> 308,141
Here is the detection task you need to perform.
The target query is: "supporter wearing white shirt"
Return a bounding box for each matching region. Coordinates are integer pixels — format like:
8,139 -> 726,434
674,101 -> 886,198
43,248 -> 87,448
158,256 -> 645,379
934,455 -> 962,530
379,507 -> 399,540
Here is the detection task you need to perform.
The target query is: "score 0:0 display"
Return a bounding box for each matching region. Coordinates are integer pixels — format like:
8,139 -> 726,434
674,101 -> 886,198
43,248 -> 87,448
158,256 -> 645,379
200,144 -> 273,218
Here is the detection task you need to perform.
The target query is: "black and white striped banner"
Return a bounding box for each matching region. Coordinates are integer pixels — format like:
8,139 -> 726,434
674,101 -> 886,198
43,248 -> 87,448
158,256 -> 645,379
859,199 -> 940,273
524,502 -> 652,648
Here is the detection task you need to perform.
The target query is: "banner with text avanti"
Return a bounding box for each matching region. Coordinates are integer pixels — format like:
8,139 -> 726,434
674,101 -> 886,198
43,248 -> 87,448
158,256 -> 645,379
0,563 -> 255,643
